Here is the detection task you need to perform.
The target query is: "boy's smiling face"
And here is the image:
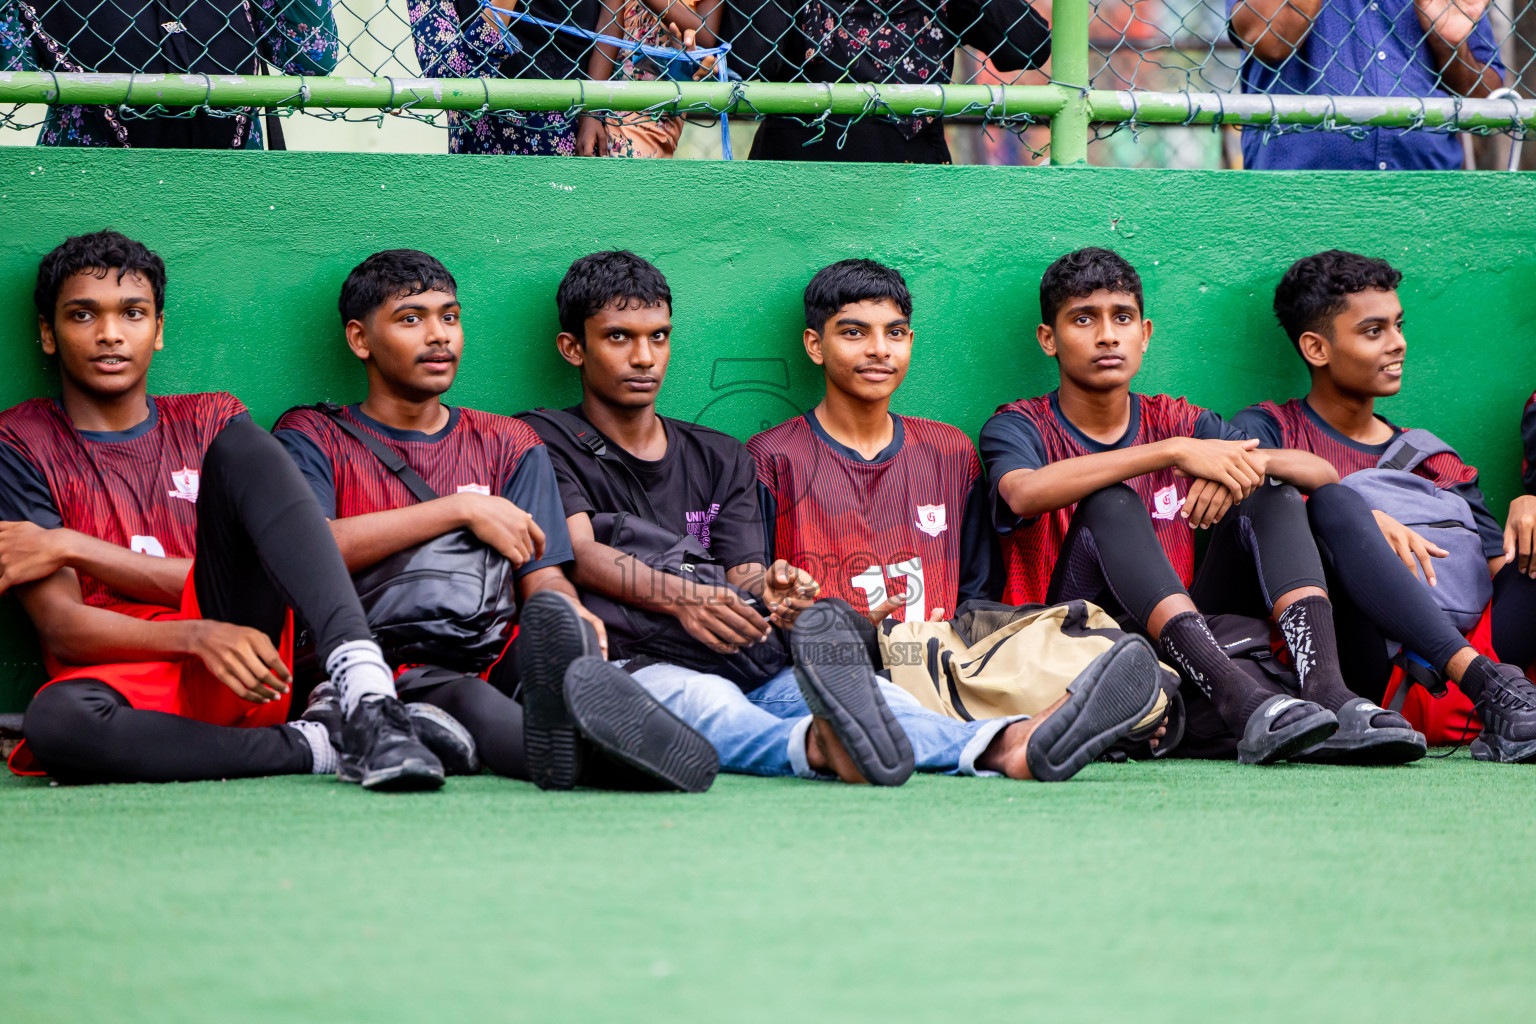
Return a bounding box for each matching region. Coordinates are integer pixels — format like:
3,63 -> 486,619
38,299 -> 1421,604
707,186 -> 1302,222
806,298 -> 911,405
1299,287 -> 1405,398
1038,288 -> 1152,391
40,268 -> 164,402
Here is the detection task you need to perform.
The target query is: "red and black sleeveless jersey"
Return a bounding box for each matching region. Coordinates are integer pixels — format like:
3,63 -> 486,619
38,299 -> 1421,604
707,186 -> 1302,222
272,403 -> 573,574
0,393 -> 247,608
1231,397 -> 1503,557
747,412 -> 993,622
979,392 -> 1243,606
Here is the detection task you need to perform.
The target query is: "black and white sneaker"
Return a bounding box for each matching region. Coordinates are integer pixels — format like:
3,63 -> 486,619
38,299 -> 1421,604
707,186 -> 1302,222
518,590 -> 603,791
1470,664 -> 1536,764
563,658 -> 719,793
301,679 -> 343,748
404,703 -> 480,776
789,600 -> 914,787
338,694 -> 445,791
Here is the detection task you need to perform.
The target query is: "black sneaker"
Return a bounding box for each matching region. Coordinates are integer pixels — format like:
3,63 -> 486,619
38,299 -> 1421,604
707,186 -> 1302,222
404,703 -> 480,776
1470,664 -> 1536,763
1025,636 -> 1164,782
564,658 -> 719,793
301,679 -> 343,748
518,591 -> 602,791
789,600 -> 914,787
338,694 -> 445,791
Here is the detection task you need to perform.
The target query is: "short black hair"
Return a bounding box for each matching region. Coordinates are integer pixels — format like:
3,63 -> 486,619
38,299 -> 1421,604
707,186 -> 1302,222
1039,247 -> 1143,326
1273,250 -> 1403,352
35,230 -> 166,326
803,259 -> 913,331
556,250 -> 672,339
339,249 -> 458,326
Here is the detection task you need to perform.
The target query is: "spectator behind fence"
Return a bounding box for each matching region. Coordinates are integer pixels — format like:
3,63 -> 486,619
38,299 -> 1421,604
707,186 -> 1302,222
407,0 -> 599,154
1228,0 -> 1502,170
575,0 -> 723,157
0,0 -> 338,148
739,0 -> 1049,163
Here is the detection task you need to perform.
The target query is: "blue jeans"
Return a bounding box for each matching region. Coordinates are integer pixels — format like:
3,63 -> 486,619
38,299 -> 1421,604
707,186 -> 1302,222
625,663 -> 1024,779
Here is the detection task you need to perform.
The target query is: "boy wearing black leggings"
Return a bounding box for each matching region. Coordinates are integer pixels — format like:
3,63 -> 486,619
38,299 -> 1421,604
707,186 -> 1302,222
980,247 -> 1427,765
0,231 -> 442,788
273,250 -> 716,792
1231,250 -> 1536,763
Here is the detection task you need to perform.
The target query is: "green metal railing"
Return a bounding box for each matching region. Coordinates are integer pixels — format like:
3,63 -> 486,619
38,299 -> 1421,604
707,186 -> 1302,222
2,0 -> 1532,162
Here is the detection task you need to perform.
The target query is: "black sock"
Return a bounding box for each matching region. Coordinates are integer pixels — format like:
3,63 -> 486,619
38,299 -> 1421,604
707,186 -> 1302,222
1276,595 -> 1357,712
1158,611 -> 1303,734
1458,656 -> 1499,702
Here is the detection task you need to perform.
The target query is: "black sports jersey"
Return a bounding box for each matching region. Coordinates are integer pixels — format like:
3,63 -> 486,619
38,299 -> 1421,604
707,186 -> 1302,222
1522,392 -> 1536,495
748,411 -> 996,622
273,403 -> 572,578
1232,398 -> 1502,558
524,406 -> 767,569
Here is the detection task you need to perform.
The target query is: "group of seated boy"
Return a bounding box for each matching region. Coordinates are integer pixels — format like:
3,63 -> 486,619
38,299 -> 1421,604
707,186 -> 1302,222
4,230 -> 1534,794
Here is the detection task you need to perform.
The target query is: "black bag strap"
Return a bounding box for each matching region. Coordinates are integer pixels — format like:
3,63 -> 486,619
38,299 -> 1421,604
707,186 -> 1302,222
312,403 -> 440,503
519,408 -> 662,523
1377,428 -> 1456,473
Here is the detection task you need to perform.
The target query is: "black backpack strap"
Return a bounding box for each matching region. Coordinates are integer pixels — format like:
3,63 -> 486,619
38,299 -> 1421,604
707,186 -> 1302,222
1378,428 -> 1456,473
519,408 -> 662,523
312,403 -> 440,504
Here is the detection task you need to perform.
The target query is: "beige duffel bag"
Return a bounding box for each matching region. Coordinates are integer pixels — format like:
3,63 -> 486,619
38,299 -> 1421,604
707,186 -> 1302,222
878,600 -> 1177,723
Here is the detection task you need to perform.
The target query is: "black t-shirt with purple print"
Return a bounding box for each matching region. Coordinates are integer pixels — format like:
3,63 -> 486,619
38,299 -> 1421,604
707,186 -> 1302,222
526,406 -> 767,570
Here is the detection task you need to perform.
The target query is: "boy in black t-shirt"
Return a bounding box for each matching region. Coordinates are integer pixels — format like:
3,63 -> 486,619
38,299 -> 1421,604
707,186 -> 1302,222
274,249 -> 716,792
526,251 -> 1122,783
1231,250 -> 1536,762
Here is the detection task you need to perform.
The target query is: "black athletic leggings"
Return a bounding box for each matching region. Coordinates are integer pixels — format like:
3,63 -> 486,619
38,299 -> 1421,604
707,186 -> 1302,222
1046,481 -> 1327,629
1307,483 -> 1536,701
23,420 -> 374,784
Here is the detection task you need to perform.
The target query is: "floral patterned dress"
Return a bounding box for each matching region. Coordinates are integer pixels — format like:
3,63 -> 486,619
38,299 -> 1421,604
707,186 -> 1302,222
798,0 -> 954,138
1,0 -> 339,148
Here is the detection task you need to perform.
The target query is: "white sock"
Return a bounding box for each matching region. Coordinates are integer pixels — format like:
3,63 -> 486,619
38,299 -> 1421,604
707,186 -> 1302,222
325,639 -> 397,715
287,720 -> 338,775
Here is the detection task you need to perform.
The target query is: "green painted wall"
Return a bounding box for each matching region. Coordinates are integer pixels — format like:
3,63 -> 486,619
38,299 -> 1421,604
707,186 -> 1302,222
1,149 -> 1533,711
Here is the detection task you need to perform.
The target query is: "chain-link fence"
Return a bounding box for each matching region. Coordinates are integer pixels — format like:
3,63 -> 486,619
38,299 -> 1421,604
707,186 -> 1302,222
1,0 -> 1533,166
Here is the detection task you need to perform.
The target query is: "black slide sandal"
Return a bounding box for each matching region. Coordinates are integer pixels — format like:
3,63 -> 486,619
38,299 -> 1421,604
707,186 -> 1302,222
563,657 -> 719,793
1026,635 -> 1164,782
1290,697 -> 1426,765
1236,695 -> 1338,765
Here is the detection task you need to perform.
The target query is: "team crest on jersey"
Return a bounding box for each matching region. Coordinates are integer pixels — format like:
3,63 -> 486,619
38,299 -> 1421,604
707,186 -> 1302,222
456,483 -> 491,496
915,504 -> 948,537
1151,483 -> 1184,520
168,467 -> 200,503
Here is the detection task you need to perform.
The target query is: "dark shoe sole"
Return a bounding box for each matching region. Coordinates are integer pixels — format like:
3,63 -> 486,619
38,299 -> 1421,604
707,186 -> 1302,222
1290,698 -> 1425,765
790,602 -> 913,787
1471,733 -> 1536,764
339,754 -> 446,791
564,658 -> 719,793
405,702 -> 481,776
518,592 -> 597,791
1026,636 -> 1163,782
1237,697 -> 1338,766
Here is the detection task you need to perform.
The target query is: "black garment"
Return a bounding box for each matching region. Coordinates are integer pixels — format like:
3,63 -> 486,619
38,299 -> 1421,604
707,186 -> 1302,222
1522,397 -> 1536,495
1046,482 -> 1327,627
24,680 -> 310,784
526,406 -> 767,569
398,665 -> 529,779
1306,483 -> 1472,699
1493,564 -> 1536,671
748,116 -> 952,164
22,420 -> 373,783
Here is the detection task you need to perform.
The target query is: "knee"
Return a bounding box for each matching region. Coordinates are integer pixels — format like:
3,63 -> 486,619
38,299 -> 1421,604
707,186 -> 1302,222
204,418 -> 287,482
1305,482 -> 1369,535
1077,483 -> 1145,524
22,682 -> 115,766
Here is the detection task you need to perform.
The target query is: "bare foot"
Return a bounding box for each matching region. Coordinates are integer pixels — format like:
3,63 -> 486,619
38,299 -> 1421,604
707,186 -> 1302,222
804,717 -> 868,783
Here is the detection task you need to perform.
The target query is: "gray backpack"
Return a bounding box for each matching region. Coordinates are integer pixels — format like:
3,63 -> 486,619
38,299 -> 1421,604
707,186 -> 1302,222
1340,428 -> 1492,632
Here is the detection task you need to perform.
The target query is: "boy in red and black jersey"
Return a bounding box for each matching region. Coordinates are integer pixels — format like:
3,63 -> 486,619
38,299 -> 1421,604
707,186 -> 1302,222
0,231 -> 441,788
980,247 -> 1425,766
274,249 -> 713,793
748,258 -> 1165,779
1231,250 -> 1536,763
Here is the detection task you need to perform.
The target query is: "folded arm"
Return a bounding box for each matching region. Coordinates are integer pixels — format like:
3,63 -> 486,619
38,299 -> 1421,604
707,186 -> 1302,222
0,521 -> 190,606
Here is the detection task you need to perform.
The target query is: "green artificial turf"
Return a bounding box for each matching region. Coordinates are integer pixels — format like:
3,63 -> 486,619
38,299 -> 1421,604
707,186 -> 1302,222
4,752 -> 1535,1023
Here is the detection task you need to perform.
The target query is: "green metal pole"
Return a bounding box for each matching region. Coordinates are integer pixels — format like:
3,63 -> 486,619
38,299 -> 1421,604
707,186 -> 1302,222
1048,0 -> 1091,165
